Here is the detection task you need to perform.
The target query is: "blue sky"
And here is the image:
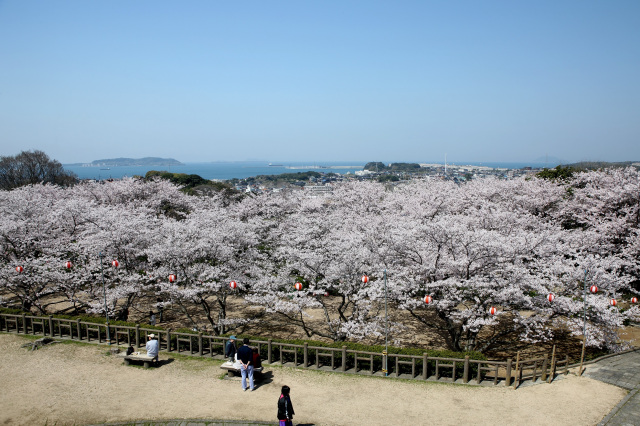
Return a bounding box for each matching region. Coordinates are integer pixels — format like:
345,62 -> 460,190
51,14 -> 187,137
1,0 -> 639,164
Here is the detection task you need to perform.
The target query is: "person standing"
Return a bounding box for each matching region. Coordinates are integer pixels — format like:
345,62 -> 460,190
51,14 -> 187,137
149,310 -> 156,326
156,298 -> 164,322
146,333 -> 159,365
225,335 -> 237,363
277,385 -> 295,426
237,337 -> 254,391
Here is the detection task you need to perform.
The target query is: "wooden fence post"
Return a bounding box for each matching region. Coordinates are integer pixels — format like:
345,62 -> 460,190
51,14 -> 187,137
268,339 -> 272,364
503,358 -> 511,387
341,346 -> 347,372
423,353 -> 428,380
541,353 -> 549,382
463,356 -> 470,384
21,314 -> 27,334
48,315 -> 54,337
167,329 -> 172,352
303,343 -> 308,368
547,345 -> 556,384
513,351 -> 520,390
198,332 -> 203,357
135,325 -> 140,348
76,319 -> 81,340
578,338 -> 586,376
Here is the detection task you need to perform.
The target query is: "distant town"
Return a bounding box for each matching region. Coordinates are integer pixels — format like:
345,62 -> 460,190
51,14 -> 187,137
224,161 -> 546,195
225,160 -> 640,196
69,158 -> 640,197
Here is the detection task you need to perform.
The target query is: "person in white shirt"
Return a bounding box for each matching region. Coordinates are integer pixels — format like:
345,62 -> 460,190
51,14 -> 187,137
146,333 -> 159,365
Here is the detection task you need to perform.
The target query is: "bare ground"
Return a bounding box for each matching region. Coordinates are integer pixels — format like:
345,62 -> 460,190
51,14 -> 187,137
0,333 -> 627,426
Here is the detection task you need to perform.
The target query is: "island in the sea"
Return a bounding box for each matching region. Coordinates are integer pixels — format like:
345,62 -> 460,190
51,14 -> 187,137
75,157 -> 184,167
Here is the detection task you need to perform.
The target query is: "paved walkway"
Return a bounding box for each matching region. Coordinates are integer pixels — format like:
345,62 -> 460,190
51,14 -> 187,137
582,349 -> 640,425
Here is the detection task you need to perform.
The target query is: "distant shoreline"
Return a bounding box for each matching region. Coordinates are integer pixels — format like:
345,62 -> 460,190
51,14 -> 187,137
285,165 -> 364,169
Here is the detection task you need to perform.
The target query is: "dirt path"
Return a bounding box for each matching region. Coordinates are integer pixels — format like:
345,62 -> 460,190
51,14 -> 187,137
0,334 -> 627,426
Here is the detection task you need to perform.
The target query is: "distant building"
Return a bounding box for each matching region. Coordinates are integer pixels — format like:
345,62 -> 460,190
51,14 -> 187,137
305,185 -> 333,194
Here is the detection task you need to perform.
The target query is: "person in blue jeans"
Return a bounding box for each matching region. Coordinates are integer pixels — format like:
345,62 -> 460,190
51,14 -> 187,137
237,337 -> 254,391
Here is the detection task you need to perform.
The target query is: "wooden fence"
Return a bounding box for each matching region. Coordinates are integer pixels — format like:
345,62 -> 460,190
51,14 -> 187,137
0,312 -> 573,388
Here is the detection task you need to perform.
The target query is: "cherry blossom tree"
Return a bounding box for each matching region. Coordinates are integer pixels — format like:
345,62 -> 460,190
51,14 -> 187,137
67,178 -> 191,320
1,171 -> 638,355
146,199 -> 260,334
0,184 -> 91,313
246,183 -> 387,341
381,176 -> 638,352
555,167 -> 640,281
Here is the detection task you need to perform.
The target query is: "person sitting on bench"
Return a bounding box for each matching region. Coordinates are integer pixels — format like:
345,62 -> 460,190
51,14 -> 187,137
146,333 -> 159,364
252,347 -> 262,369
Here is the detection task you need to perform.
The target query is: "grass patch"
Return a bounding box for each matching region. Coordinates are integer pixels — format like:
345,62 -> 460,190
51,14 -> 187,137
57,339 -> 108,348
5,332 -> 40,341
166,351 -> 225,366
262,360 -> 474,389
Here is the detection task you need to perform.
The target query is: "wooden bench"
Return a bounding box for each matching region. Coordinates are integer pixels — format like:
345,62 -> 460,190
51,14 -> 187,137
120,352 -> 158,368
220,361 -> 264,377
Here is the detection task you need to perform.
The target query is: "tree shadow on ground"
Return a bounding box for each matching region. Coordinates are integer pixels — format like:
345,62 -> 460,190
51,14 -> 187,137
484,324 -> 606,362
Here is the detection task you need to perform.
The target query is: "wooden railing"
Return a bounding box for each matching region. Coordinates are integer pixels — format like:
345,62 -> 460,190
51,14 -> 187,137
0,312 -> 574,388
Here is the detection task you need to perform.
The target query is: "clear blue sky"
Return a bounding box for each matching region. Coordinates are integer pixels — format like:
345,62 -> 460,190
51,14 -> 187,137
1,0 -> 639,164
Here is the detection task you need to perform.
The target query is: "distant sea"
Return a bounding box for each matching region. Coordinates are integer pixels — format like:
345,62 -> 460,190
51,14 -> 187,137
63,161 -> 559,181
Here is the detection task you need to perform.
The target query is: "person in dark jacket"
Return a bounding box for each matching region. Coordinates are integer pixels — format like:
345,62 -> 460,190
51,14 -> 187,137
277,385 -> 295,426
225,335 -> 237,362
237,337 -> 254,391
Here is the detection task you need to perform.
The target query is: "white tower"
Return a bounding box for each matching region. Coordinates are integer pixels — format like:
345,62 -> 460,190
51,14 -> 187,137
444,153 -> 447,177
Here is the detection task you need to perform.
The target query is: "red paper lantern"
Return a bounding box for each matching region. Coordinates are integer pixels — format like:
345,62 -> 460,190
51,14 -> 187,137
547,293 -> 555,302
111,260 -> 119,268
610,298 -> 617,307
15,266 -> 24,273
294,282 -> 303,291
424,295 -> 432,304
590,285 -> 598,294
169,274 -> 176,283
489,306 -> 497,315
65,261 -> 72,269
632,297 -> 638,304
361,274 -> 369,284
229,281 -> 237,289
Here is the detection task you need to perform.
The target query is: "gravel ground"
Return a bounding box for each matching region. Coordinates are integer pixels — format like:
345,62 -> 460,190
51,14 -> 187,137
0,334 -> 627,426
